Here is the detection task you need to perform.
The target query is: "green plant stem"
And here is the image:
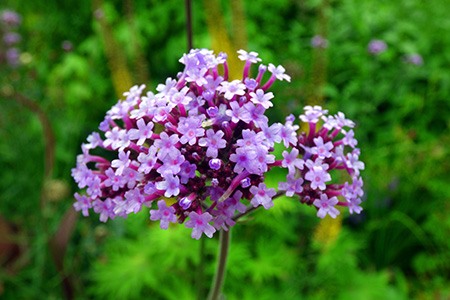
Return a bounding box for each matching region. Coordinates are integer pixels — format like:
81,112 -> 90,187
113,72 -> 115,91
196,236 -> 206,300
207,229 -> 231,300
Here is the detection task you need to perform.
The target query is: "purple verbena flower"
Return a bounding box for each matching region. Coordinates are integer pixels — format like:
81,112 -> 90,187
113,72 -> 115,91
249,89 -> 274,109
128,118 -> 154,146
250,183 -> 276,209
73,193 -> 92,217
150,200 -> 177,229
72,49 -> 365,238
305,165 -> 331,190
219,80 -> 246,100
185,211 -> 216,239
311,35 -> 328,49
282,148 -> 304,175
368,39 -> 387,55
198,129 -> 227,158
278,175 -> 304,197
313,194 -> 340,219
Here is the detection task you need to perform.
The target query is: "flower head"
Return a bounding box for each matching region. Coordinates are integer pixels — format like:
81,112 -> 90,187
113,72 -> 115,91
311,35 -> 328,49
368,39 -> 387,55
72,49 -> 365,239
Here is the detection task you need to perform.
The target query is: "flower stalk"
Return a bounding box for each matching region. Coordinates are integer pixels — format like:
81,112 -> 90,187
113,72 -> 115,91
207,229 -> 231,300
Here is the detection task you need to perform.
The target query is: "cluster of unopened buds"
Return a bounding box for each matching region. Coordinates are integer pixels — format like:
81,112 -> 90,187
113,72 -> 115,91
0,9 -> 21,67
72,49 -> 365,239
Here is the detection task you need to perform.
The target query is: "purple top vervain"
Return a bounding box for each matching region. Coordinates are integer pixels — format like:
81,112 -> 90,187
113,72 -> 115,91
72,49 -> 365,239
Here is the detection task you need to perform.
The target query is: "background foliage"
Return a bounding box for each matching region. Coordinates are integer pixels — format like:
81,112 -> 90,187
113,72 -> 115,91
1,0 -> 449,299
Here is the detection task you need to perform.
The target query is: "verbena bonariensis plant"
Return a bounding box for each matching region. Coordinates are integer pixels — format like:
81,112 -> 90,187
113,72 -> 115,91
72,49 -> 364,240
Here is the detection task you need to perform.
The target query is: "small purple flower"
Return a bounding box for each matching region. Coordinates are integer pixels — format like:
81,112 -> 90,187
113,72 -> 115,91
305,166 -> 331,190
342,129 -> 358,148
93,198 -> 115,222
249,89 -> 274,109
241,102 -> 268,127
278,175 -> 303,197
230,147 -> 257,174
250,183 -> 276,209
73,193 -> 92,217
299,105 -> 328,123
128,118 -> 154,146
103,168 -> 124,191
219,80 -> 246,100
282,148 -> 304,174
5,48 -> 20,67
311,35 -> 328,49
185,212 -> 216,239
279,121 -> 299,147
347,197 -> 363,215
154,132 -> 179,159
150,200 -> 177,229
178,116 -> 205,145
111,150 -> 131,175
155,174 -> 180,197
157,154 -> 185,176
345,151 -> 365,176
137,146 -> 158,174
198,129 -> 227,158
237,49 -> 262,63
3,32 -> 21,46
225,190 -> 247,213
311,136 -> 334,159
313,194 -> 340,219
124,188 -> 146,214
368,39 -> 387,55
225,101 -> 250,124
261,123 -> 282,147
178,161 -> 197,184
268,63 -> 291,82
0,10 -> 21,27
404,53 -> 423,66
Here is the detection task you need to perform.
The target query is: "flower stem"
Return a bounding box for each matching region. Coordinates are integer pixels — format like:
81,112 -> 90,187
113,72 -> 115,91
207,229 -> 231,300
196,236 -> 206,300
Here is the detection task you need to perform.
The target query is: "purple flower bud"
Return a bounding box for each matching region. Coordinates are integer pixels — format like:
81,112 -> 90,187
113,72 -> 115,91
244,78 -> 258,91
240,177 -> 251,188
179,197 -> 192,210
207,106 -> 219,118
191,152 -> 201,162
202,90 -> 214,101
209,158 -> 222,170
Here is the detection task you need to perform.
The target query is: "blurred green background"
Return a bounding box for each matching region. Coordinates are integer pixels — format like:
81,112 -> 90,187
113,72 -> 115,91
1,0 -> 449,299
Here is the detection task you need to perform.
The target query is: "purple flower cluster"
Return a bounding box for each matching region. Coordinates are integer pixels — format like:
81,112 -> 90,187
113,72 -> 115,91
368,39 -> 387,55
72,49 -> 364,239
311,35 -> 328,49
404,53 -> 423,66
0,9 -> 21,67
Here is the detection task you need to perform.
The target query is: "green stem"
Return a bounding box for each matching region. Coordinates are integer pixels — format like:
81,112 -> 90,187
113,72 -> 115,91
196,236 -> 206,300
207,229 -> 231,300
